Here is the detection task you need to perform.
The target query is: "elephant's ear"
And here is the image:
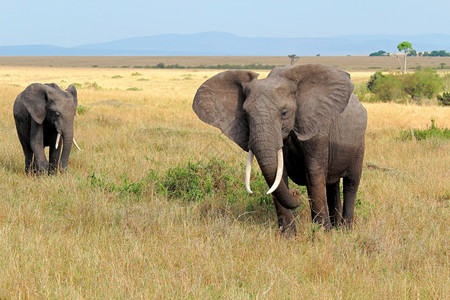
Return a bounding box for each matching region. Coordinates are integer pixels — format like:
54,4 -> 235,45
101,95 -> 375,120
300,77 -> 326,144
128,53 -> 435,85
281,64 -> 354,141
21,83 -> 52,124
66,84 -> 78,107
193,70 -> 259,151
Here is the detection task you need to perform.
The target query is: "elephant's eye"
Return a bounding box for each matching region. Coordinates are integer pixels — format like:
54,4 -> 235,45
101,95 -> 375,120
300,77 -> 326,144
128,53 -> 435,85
281,109 -> 288,118
54,112 -> 61,118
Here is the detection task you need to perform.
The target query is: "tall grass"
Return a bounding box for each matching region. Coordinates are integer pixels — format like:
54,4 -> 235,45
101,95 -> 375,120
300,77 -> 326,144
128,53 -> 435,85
0,66 -> 448,298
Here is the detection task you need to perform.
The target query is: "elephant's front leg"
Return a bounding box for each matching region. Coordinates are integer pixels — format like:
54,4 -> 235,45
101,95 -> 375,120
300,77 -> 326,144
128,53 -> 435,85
49,145 -> 62,174
30,121 -> 49,174
306,175 -> 332,230
273,174 -> 297,236
273,196 -> 296,236
48,133 -> 62,174
303,138 -> 332,230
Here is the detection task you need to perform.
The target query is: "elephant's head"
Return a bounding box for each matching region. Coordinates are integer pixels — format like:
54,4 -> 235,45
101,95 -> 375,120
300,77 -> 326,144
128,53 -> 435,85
193,64 -> 353,209
21,83 -> 78,170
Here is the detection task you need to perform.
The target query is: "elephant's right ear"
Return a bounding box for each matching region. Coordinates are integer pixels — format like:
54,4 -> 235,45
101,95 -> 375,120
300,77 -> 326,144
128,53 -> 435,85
193,70 -> 259,151
66,84 -> 78,107
21,83 -> 51,124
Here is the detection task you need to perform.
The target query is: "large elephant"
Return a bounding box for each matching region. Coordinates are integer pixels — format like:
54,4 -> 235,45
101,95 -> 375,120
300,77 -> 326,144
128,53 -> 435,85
193,64 -> 367,234
13,83 -> 79,174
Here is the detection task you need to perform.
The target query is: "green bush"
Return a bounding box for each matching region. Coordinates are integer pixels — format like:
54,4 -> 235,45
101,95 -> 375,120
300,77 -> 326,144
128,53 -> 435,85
87,172 -> 143,200
437,92 -> 450,106
354,83 -> 374,103
399,119 -> 450,140
366,69 -> 444,102
76,105 -> 89,115
157,158 -> 281,211
367,71 -> 384,92
370,73 -> 406,102
402,68 -> 443,99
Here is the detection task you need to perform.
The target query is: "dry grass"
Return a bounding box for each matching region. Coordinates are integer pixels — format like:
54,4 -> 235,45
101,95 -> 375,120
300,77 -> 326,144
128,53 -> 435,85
2,55 -> 450,71
0,64 -> 449,298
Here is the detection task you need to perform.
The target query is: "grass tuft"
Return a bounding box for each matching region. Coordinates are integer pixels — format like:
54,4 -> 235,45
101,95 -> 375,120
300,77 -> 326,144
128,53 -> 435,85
399,119 -> 450,140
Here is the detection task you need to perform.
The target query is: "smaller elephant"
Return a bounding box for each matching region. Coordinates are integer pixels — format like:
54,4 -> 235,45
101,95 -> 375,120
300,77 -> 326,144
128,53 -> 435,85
13,83 -> 80,174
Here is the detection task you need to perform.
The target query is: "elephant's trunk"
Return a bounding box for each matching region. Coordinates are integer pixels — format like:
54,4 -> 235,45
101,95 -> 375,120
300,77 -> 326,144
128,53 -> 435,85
248,122 -> 300,209
59,128 -> 74,172
246,149 -> 283,195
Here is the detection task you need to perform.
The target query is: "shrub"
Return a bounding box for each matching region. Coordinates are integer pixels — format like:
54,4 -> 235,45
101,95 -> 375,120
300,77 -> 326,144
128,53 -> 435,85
84,81 -> 102,90
399,119 -> 450,140
354,83 -> 374,103
157,158 -> 279,211
402,68 -> 443,100
367,71 -> 384,92
437,92 -> 450,106
88,172 -> 143,199
370,73 -> 406,102
366,69 -> 444,102
76,105 -> 89,115
126,87 -> 142,91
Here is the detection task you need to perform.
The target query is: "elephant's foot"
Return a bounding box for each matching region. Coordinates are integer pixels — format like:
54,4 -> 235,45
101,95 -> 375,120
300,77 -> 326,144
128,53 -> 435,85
279,221 -> 297,238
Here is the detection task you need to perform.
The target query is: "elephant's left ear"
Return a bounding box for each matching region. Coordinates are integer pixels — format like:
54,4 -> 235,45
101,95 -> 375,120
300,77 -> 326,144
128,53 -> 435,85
21,83 -> 51,124
281,64 -> 354,141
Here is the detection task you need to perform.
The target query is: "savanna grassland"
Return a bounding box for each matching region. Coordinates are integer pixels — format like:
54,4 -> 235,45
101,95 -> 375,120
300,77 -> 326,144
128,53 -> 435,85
0,58 -> 449,298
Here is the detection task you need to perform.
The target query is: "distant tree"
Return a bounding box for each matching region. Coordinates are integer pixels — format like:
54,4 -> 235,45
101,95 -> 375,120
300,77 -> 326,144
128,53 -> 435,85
408,49 -> 417,56
397,41 -> 413,74
369,50 -> 387,56
423,50 -> 450,57
288,54 -> 299,65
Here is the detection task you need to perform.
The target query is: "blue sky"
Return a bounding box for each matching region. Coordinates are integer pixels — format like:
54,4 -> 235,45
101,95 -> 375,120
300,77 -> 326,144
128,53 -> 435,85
1,0 -> 449,47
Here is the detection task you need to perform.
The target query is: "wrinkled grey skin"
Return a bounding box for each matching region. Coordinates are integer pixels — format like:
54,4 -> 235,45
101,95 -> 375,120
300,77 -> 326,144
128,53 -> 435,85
193,64 -> 367,235
13,83 -> 78,175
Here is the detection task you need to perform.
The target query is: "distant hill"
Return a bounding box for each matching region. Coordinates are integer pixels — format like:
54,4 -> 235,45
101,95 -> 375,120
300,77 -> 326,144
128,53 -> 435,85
1,32 -> 449,56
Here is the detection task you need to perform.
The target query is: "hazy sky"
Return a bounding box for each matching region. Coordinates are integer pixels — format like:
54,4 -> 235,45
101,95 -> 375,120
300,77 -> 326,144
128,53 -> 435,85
1,0 -> 449,47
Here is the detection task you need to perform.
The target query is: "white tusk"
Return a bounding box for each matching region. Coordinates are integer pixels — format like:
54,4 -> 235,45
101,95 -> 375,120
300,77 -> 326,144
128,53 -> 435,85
245,150 -> 254,194
73,138 -> 81,151
55,133 -> 61,149
266,149 -> 284,194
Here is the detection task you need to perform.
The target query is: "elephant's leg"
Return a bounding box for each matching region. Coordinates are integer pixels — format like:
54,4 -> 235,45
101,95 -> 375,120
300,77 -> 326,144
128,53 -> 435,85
342,146 -> 365,228
30,121 -> 49,174
273,173 -> 296,236
326,181 -> 342,227
18,140 -> 34,174
273,197 -> 297,236
25,151 -> 34,174
303,138 -> 332,230
49,145 -> 62,174
306,175 -> 332,230
48,132 -> 62,174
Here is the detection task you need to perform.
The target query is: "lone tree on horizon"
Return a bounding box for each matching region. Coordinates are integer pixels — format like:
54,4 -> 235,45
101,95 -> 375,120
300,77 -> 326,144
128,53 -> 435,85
288,54 -> 299,65
397,41 -> 413,74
